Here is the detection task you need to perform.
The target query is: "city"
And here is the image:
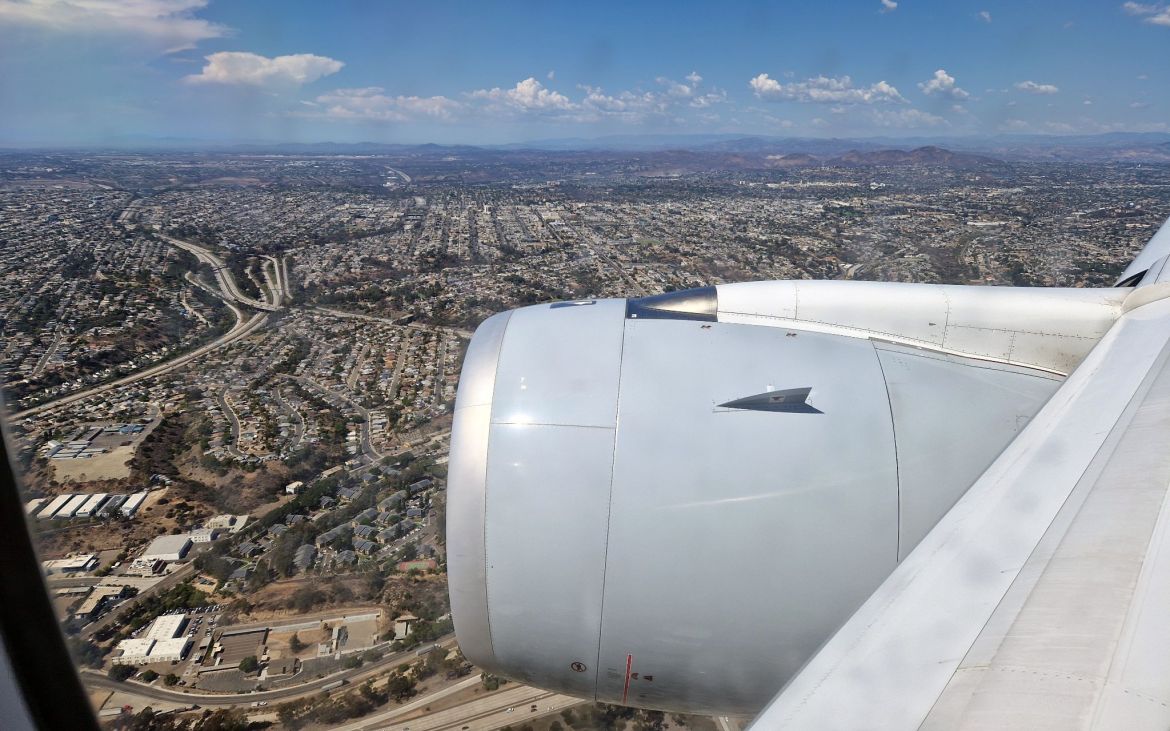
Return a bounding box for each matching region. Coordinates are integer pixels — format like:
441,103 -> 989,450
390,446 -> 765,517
1,144 -> 1168,729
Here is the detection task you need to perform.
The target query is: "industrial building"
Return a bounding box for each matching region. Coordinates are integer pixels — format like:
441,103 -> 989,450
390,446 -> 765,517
24,497 -> 46,515
207,514 -> 248,533
41,554 -> 98,575
145,614 -> 187,641
113,637 -> 191,665
140,535 -> 192,563
146,638 -> 191,663
76,493 -> 109,518
56,493 -> 89,518
73,585 -> 130,621
188,527 -> 219,543
38,494 -> 72,519
114,638 -> 157,665
120,491 -> 148,517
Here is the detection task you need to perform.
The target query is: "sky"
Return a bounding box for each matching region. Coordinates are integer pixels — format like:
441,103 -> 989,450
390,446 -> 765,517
0,0 -> 1167,147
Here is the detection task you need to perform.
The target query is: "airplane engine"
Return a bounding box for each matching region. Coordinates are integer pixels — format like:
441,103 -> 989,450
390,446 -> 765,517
446,285 -> 1078,714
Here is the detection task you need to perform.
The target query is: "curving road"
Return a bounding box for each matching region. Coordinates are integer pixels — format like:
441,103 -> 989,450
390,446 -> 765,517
160,235 -> 279,312
14,311 -> 266,420
13,236 -> 275,420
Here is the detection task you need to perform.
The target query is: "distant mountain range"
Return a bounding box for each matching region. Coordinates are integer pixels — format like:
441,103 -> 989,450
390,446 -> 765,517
7,132 -> 1170,164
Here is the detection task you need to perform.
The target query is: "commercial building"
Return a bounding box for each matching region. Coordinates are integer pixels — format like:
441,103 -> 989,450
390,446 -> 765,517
56,493 -> 89,518
141,535 -> 192,563
24,498 -> 47,515
188,527 -> 219,543
145,614 -> 187,641
146,637 -> 191,663
207,514 -> 249,533
120,491 -> 148,517
42,554 -> 98,575
114,638 -> 157,665
37,494 -> 72,519
76,493 -> 109,518
74,585 -> 130,621
113,637 -> 191,665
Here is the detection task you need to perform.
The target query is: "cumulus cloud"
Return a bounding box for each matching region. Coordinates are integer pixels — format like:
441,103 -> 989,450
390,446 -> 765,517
686,71 -> 703,84
1123,2 -> 1170,26
918,69 -> 969,100
312,87 -> 461,122
1014,80 -> 1060,94
750,73 -> 905,104
880,0 -> 898,11
469,77 -> 575,112
185,52 -> 344,86
0,0 -> 228,52
657,76 -> 695,98
979,10 -> 992,22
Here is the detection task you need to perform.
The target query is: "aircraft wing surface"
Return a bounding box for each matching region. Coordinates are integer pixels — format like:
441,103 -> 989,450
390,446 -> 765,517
751,293 -> 1170,730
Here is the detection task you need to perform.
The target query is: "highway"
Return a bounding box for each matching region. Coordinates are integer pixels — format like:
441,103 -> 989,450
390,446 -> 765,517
13,311 -> 266,420
160,234 -> 279,312
352,684 -> 582,731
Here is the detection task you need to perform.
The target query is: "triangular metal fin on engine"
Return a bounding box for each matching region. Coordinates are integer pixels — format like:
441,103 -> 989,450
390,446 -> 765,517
718,387 -> 823,414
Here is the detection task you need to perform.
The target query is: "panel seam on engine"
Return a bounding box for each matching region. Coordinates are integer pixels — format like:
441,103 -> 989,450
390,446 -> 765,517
592,314 -> 629,700
872,342 -> 903,563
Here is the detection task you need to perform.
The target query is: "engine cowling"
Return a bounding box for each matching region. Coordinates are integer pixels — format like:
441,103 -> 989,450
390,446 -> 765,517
447,285 -> 1070,714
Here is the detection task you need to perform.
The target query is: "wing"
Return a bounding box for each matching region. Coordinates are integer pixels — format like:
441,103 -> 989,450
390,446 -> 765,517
751,289 -> 1170,730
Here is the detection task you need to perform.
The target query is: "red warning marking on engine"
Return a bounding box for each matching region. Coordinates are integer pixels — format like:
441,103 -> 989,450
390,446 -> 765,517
621,654 -> 634,703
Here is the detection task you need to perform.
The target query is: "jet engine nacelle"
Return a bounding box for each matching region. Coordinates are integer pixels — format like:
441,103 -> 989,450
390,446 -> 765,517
447,282 -> 1124,714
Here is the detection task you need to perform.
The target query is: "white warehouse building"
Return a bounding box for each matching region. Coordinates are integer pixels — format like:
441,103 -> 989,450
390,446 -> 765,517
140,535 -> 192,563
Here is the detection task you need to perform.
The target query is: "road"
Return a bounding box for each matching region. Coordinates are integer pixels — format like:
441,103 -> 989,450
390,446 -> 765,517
213,389 -> 246,459
12,261 -> 262,420
82,635 -> 458,707
81,563 -> 197,639
286,374 -> 383,461
160,234 -> 278,312
313,306 -> 473,340
13,311 -> 266,420
356,684 -> 581,731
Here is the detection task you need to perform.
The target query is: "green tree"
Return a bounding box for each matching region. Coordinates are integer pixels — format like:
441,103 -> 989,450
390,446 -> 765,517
238,655 -> 259,674
288,633 -> 306,653
140,669 -> 159,682
108,664 -> 135,681
163,673 -> 180,686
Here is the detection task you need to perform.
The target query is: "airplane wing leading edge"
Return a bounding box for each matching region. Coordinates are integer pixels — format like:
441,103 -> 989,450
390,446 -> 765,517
751,289 -> 1170,729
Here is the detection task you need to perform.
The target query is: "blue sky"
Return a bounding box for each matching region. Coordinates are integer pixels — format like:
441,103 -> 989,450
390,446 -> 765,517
0,0 -> 1167,146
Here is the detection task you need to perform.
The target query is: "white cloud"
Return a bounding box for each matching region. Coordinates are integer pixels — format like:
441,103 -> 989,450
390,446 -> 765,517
469,77 -> 575,112
750,73 -> 905,104
870,108 -> 946,128
547,70 -> 556,80
979,10 -> 992,22
1014,80 -> 1060,94
1131,100 -> 1150,108
313,87 -> 461,122
185,52 -> 344,87
918,69 -> 970,100
1123,2 -> 1170,26
880,0 -> 898,12
657,77 -> 694,98
686,71 -> 703,85
0,0 -> 228,52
